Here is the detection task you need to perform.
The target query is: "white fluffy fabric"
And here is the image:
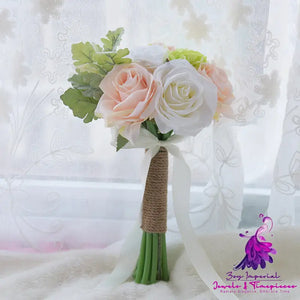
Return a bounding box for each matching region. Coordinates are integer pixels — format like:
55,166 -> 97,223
0,227 -> 299,300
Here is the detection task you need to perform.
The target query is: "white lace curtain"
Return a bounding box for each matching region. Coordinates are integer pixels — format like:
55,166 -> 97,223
0,0 -> 299,251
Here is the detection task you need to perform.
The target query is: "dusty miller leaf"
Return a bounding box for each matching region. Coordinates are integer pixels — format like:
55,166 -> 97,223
68,72 -> 103,100
60,88 -> 98,123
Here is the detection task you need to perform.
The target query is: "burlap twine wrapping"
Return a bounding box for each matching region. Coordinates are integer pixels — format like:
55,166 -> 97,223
141,147 -> 168,233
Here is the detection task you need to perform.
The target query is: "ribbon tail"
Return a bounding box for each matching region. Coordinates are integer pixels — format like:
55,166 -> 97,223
96,148 -> 156,291
172,153 -> 238,300
96,216 -> 142,290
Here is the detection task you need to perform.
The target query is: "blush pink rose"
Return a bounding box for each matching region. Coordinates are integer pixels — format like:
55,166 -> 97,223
95,63 -> 160,141
198,63 -> 234,119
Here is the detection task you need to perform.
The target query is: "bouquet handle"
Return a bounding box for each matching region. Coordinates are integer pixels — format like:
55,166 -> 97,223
134,147 -> 169,284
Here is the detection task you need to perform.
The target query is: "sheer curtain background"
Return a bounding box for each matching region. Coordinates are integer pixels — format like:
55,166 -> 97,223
0,0 -> 299,252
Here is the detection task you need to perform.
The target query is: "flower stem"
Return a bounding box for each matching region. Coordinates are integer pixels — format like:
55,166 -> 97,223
141,233 -> 152,283
134,232 -> 146,282
161,233 -> 169,281
134,231 -> 169,284
150,233 -> 158,283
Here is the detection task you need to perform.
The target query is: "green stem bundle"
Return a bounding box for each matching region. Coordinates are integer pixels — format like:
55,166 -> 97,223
133,232 -> 169,284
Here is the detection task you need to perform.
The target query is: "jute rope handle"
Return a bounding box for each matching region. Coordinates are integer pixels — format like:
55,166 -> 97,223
141,147 -> 168,233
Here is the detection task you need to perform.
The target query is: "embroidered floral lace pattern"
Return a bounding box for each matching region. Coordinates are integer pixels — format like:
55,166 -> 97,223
0,0 -> 298,251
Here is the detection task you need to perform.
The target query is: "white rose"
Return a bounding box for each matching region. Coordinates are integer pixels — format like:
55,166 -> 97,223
130,45 -> 168,71
153,59 -> 218,136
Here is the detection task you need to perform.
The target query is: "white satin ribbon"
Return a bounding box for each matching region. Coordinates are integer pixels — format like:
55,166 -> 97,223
98,129 -> 238,300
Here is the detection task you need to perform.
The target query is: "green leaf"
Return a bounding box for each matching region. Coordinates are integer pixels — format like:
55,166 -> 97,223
76,63 -> 106,76
101,27 -> 124,52
63,28 -> 132,124
68,72 -> 103,100
113,48 -> 131,64
93,48 -> 131,73
60,88 -> 98,123
144,120 -> 158,138
92,52 -> 116,73
142,120 -> 173,141
92,43 -> 103,53
116,134 -> 129,151
72,42 -> 98,66
71,29 -> 131,77
160,130 -> 173,141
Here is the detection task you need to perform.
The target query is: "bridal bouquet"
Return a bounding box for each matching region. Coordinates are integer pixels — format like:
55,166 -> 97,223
61,28 -> 234,285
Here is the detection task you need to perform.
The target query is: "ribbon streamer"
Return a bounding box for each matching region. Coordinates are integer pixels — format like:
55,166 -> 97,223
98,129 -> 238,300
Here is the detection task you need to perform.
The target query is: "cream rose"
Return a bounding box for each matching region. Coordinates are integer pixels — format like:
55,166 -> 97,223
153,59 -> 218,136
95,63 -> 160,142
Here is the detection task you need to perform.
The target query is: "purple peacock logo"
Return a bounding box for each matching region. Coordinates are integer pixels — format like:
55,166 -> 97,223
234,214 -> 277,271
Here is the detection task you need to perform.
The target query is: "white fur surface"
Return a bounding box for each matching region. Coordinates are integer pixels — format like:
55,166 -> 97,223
0,227 -> 299,300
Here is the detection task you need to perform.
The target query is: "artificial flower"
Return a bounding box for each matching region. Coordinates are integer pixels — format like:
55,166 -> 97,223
168,48 -> 207,69
130,45 -> 168,72
198,63 -> 234,120
153,59 -> 217,136
95,63 -> 160,142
